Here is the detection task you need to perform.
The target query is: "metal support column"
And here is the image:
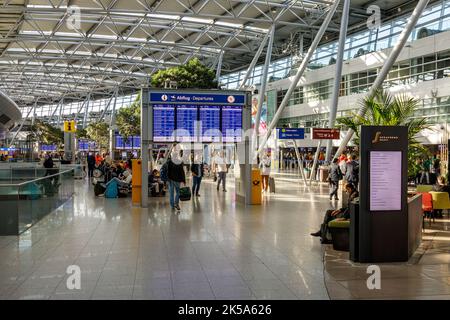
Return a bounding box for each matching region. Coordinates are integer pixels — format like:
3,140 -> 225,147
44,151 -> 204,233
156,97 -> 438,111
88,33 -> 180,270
141,93 -> 149,208
83,98 -> 90,128
334,0 -> 430,160
239,31 -> 271,90
253,25 -> 275,154
57,98 -> 64,126
215,50 -> 224,83
325,0 -> 350,163
258,0 -> 340,154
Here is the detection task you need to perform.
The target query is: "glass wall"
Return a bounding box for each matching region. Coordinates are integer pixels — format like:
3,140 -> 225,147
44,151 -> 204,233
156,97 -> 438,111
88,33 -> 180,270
220,0 -> 450,89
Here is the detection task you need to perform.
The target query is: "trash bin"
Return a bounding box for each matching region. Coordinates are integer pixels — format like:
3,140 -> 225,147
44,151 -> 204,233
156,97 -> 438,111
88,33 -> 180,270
251,168 -> 262,205
319,166 -> 329,182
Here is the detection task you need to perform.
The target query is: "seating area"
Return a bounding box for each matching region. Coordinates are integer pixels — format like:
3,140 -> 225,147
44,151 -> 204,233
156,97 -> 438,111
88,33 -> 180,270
416,187 -> 450,227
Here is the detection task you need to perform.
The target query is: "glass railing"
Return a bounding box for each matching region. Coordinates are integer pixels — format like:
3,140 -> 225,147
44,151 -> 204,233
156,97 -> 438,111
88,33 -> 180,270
0,169 -> 75,235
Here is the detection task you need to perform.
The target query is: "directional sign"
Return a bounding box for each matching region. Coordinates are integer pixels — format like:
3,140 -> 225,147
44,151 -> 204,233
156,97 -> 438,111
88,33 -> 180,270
278,128 -> 305,140
312,128 -> 340,139
64,120 -> 76,133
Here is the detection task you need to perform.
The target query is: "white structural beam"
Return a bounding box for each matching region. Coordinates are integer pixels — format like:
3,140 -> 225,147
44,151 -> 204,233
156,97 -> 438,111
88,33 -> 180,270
238,31 -> 271,90
333,0 -> 430,160
325,0 -> 350,162
258,0 -> 341,154
253,25 -> 275,153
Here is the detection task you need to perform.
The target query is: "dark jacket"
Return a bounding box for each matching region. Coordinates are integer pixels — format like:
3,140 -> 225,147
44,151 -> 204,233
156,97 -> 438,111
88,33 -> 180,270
87,155 -> 95,167
191,163 -> 204,177
43,157 -> 54,169
345,160 -> 359,182
167,159 -> 186,183
340,190 -> 359,219
329,163 -> 342,182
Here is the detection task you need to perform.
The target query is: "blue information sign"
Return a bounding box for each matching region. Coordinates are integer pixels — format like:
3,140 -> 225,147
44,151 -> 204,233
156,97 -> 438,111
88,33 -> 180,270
150,91 -> 246,143
278,128 -> 305,140
150,92 -> 245,105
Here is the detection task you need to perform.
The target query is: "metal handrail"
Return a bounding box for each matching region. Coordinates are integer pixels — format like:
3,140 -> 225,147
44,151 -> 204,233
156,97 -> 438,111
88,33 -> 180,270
0,168 -> 74,187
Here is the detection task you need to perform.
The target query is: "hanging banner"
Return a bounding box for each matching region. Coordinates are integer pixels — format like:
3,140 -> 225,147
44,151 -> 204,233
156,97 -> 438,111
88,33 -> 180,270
312,128 -> 340,139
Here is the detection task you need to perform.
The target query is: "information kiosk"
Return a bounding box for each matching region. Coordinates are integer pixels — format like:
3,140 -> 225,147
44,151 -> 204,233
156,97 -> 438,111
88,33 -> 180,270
140,89 -> 252,208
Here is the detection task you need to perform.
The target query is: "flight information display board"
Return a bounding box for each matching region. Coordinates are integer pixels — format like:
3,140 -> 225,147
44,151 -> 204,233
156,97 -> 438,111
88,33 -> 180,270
222,106 -> 243,142
41,144 -> 57,151
153,104 -> 175,142
199,105 -> 221,142
115,135 -> 140,149
149,91 -> 246,143
176,104 -> 197,142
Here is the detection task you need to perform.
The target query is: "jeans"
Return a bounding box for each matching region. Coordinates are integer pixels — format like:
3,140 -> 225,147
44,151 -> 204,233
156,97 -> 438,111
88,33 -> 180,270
329,180 -> 339,199
88,165 -> 94,178
107,177 -> 129,188
192,176 -> 202,195
168,180 -> 180,208
217,172 -> 226,190
420,172 -> 430,184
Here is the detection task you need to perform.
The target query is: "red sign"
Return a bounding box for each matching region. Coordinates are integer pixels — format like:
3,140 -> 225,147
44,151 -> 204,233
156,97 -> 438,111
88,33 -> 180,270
312,128 -> 340,139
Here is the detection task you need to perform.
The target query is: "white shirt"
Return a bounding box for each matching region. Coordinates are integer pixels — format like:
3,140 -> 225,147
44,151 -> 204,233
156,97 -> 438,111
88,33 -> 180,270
215,156 -> 228,173
259,157 -> 271,176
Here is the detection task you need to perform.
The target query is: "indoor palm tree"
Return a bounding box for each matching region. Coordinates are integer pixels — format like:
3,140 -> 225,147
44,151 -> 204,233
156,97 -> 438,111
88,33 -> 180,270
337,89 -> 431,178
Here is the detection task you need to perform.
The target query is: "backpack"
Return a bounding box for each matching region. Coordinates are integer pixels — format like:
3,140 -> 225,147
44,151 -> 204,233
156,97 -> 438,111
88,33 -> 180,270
160,161 -> 169,182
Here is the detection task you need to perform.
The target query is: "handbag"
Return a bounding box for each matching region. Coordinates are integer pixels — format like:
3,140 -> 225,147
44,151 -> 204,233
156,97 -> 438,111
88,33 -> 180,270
179,186 -> 192,201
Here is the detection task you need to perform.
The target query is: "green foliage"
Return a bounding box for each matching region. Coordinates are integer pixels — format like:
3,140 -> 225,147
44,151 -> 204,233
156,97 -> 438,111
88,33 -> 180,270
116,93 -> 141,140
151,58 -> 218,89
76,127 -> 88,140
31,120 -> 64,146
337,89 -> 431,178
86,121 -> 109,149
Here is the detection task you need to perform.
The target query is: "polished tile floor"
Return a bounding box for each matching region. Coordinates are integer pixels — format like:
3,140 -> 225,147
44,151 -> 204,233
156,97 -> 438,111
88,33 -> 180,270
1,172 -> 449,300
0,173 -> 334,300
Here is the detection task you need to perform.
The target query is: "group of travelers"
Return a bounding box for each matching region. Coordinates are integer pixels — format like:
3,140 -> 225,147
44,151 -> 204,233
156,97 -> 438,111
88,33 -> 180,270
416,154 -> 441,185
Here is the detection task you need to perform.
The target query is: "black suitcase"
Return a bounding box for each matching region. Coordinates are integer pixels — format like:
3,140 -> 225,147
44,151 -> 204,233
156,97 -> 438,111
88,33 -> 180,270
94,183 -> 106,196
179,187 -> 191,201
269,177 -> 275,193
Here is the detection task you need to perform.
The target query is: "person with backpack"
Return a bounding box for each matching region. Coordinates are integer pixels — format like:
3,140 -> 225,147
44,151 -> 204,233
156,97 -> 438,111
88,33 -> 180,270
328,157 -> 343,201
166,150 -> 186,211
259,151 -> 271,193
87,152 -> 96,179
345,154 -> 359,190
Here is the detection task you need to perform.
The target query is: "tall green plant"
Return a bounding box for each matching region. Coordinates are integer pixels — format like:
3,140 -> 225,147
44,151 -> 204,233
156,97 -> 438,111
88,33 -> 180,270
31,120 -> 64,146
337,89 -> 431,178
116,93 -> 141,140
86,121 -> 109,149
151,58 -> 218,89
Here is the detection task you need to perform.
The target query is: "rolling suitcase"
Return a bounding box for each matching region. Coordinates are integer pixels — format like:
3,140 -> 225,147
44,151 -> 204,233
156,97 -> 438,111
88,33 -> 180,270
269,177 -> 275,193
179,186 -> 192,201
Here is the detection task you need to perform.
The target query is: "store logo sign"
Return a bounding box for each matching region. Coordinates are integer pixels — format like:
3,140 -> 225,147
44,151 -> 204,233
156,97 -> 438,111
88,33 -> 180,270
372,131 -> 399,144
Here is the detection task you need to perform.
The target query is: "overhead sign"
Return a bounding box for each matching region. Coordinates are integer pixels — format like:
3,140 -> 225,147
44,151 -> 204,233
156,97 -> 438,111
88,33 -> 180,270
278,128 -> 305,140
149,92 -> 246,105
149,90 -> 247,143
64,120 -> 76,133
312,128 -> 340,139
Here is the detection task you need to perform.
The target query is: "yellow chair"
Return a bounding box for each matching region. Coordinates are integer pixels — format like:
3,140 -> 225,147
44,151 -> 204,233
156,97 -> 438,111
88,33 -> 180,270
416,185 -> 433,192
429,192 -> 450,215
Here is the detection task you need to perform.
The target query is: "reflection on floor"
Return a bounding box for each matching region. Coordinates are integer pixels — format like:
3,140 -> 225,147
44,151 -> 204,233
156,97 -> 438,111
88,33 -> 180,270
0,174 -> 334,300
1,172 -> 449,300
324,212 -> 450,299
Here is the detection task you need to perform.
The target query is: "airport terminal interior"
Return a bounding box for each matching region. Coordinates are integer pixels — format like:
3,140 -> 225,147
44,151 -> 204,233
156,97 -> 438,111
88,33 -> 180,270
1,0 -> 450,301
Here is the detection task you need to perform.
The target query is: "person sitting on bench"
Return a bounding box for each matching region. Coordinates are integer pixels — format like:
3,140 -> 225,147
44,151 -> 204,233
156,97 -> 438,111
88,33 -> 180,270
149,169 -> 164,196
106,169 -> 132,188
310,183 -> 359,243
